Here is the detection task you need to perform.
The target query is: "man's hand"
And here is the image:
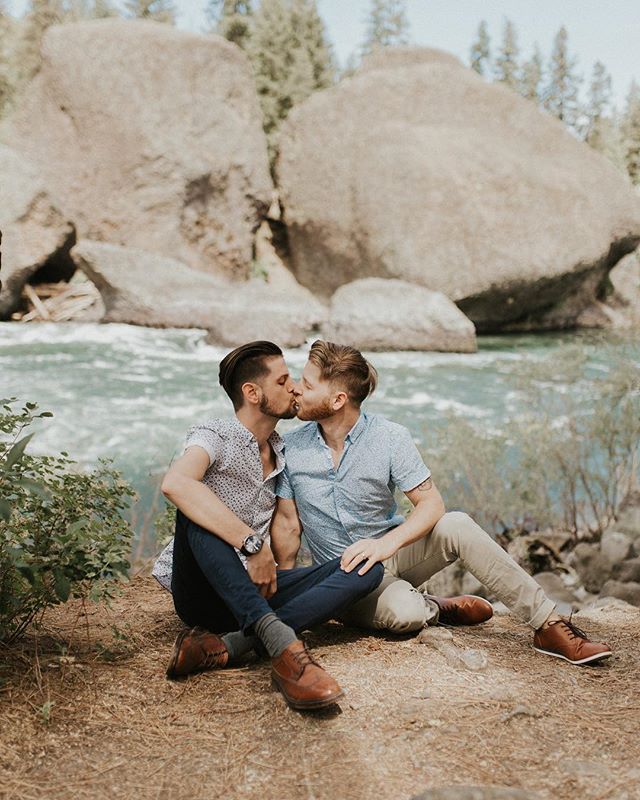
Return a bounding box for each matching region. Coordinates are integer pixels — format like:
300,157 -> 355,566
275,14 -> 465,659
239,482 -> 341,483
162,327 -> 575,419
341,537 -> 394,575
247,544 -> 278,598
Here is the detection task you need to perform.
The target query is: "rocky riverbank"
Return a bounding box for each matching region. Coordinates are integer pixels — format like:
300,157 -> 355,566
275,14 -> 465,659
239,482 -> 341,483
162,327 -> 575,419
2,21 -> 640,351
427,495 -> 640,612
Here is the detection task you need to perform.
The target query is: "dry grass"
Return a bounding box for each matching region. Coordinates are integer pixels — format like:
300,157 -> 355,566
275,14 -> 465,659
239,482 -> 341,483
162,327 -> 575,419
1,578 -> 639,800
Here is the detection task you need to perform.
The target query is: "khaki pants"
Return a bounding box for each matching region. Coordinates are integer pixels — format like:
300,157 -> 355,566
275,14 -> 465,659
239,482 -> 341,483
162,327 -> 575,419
340,511 -> 556,634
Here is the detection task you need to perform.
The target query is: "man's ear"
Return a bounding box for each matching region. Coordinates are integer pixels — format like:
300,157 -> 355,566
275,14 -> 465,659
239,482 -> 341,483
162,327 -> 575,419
241,381 -> 261,406
332,391 -> 348,411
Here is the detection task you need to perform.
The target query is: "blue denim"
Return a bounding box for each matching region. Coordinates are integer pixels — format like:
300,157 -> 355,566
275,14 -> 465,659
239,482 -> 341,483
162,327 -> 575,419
171,511 -> 384,635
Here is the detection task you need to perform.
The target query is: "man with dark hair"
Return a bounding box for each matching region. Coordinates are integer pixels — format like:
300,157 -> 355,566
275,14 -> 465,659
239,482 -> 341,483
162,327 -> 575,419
156,341 -> 383,710
271,340 -> 612,666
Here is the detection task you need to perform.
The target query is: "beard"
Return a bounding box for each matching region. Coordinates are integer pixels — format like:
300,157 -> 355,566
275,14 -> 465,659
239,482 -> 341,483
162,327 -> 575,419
259,394 -> 298,420
296,396 -> 334,421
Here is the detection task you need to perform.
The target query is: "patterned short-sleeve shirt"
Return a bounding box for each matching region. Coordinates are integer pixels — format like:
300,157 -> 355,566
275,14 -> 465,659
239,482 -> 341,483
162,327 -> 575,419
152,417 -> 285,590
276,413 -> 430,564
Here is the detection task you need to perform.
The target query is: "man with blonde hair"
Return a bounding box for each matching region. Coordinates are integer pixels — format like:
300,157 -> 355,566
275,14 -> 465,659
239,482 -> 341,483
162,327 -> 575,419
271,340 -> 612,666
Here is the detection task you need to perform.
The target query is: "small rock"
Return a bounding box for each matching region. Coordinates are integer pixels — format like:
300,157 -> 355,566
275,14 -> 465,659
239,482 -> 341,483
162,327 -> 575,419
458,649 -> 489,671
612,557 -> 640,583
435,642 -> 488,671
600,531 -> 633,566
500,704 -> 541,723
485,687 -> 516,702
417,626 -> 454,644
599,580 -> 640,607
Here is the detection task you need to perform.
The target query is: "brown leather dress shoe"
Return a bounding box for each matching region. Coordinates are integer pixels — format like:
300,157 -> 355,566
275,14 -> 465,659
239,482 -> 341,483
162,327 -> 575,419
533,618 -> 612,665
432,594 -> 494,626
166,627 -> 229,679
271,640 -> 344,710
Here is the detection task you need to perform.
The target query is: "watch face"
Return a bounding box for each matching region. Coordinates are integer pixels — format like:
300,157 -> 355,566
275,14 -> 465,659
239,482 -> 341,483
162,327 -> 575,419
244,534 -> 263,555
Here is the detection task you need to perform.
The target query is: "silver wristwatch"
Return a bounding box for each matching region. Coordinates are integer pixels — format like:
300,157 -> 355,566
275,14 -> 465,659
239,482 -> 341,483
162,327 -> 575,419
240,533 -> 263,557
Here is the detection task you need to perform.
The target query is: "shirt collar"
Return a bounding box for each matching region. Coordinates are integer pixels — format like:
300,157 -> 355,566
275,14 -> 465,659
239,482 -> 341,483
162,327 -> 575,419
312,413 -> 368,445
227,417 -> 285,452
268,429 -> 285,453
346,412 -> 367,443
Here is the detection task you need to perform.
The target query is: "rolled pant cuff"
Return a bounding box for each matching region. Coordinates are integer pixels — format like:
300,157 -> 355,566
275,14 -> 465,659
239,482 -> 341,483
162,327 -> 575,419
527,598 -> 557,630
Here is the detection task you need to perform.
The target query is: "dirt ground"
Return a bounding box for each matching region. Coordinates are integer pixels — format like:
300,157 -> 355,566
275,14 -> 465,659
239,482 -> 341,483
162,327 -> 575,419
1,577 -> 639,800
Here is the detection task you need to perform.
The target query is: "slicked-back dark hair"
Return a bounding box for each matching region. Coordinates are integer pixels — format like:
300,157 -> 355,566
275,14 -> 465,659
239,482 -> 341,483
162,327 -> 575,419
218,341 -> 283,410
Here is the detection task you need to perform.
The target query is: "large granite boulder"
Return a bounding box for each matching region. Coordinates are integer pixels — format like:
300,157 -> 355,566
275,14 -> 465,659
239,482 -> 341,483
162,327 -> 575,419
0,145 -> 75,319
277,48 -> 640,331
325,277 -> 476,351
71,240 -> 326,347
3,20 -> 272,279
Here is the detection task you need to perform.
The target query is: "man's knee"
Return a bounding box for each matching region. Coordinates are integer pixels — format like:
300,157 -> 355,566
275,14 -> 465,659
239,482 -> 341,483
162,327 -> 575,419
376,582 -> 426,634
432,511 -> 481,546
344,561 -> 385,595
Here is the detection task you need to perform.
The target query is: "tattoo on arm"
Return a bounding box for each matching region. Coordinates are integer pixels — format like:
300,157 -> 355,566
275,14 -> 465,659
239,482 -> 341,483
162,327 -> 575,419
416,478 -> 433,492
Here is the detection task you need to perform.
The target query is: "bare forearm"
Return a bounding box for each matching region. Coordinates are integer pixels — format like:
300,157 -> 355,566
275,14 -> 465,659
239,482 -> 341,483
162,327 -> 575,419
270,518 -> 301,568
161,472 -> 254,548
382,497 -> 445,556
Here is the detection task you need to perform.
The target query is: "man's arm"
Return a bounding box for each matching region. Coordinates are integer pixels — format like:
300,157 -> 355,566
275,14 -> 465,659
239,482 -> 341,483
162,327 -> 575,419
341,477 -> 446,575
270,497 -> 302,569
161,446 -> 277,597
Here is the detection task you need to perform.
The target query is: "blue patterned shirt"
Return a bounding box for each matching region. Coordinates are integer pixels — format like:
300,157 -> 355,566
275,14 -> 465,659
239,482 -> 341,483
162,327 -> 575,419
276,413 -> 430,564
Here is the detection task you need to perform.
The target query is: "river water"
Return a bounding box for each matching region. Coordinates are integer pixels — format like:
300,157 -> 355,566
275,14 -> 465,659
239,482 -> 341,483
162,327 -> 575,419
3,322 -> 639,545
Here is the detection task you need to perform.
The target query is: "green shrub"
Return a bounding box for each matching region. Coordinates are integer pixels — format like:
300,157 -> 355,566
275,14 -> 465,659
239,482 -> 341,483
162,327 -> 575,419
0,399 -> 135,643
425,344 -> 640,540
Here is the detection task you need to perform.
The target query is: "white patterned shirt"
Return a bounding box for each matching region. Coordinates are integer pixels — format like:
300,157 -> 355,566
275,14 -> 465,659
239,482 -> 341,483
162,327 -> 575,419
152,417 -> 285,591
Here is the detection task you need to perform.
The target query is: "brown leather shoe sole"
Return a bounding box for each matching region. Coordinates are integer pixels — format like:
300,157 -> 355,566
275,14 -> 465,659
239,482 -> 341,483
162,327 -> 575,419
166,628 -> 191,680
533,644 -> 612,665
271,676 -> 344,710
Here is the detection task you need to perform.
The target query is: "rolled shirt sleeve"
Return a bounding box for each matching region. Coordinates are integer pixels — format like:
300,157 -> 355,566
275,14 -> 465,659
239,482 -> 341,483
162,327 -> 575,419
275,464 -> 294,499
184,423 -> 223,467
390,424 -> 431,491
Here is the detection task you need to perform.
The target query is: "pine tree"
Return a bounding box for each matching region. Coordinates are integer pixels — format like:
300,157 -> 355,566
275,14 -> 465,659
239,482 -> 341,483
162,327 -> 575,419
493,18 -> 518,89
250,0 -> 311,162
622,81 -> 640,184
583,61 -> 612,150
469,20 -> 490,77
0,2 -> 13,116
65,0 -> 119,20
362,0 -> 409,55
89,0 -> 118,19
518,45 -> 543,103
544,25 -> 582,130
291,0 -> 334,89
207,0 -> 252,49
17,0 -> 64,83
598,110 -> 626,174
250,0 -> 333,164
124,0 -> 175,24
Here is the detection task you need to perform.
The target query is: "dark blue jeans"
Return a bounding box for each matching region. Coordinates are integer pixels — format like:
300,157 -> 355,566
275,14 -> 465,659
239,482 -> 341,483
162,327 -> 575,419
171,511 -> 384,635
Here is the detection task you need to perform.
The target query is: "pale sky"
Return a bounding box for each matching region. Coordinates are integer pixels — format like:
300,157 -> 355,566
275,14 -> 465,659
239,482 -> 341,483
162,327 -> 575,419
7,0 -> 640,108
